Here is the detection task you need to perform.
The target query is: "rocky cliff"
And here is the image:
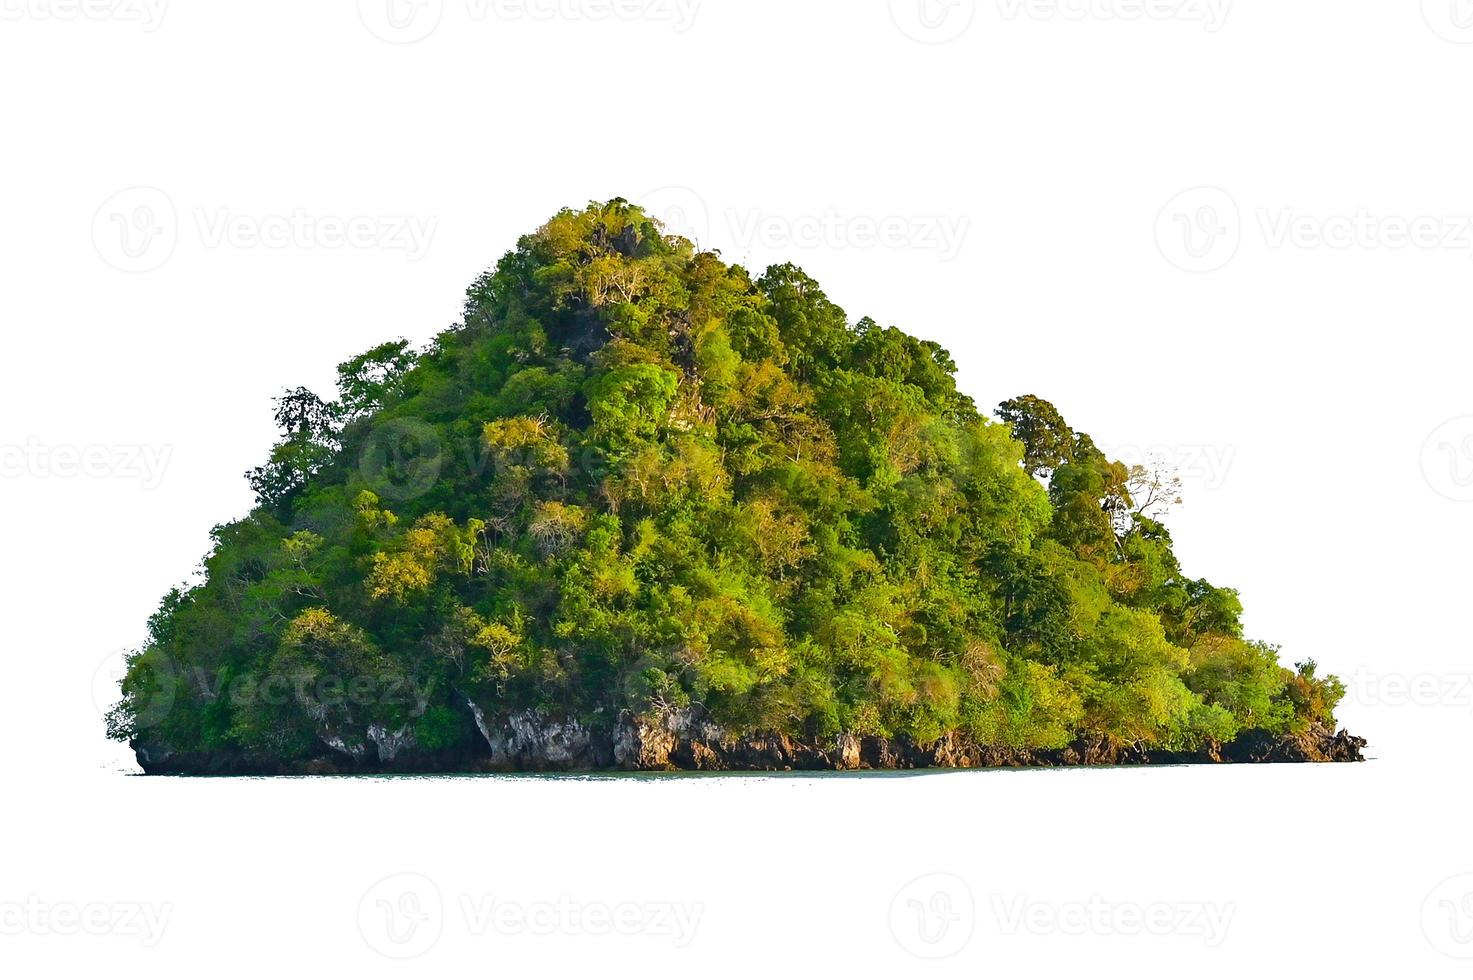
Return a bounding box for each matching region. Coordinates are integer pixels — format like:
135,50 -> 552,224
132,707 -> 1365,775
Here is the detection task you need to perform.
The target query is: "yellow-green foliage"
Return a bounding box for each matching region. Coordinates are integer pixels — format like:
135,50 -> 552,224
111,199 -> 1346,760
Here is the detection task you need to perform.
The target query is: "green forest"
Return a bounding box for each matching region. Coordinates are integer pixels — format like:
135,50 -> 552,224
108,199 -> 1347,768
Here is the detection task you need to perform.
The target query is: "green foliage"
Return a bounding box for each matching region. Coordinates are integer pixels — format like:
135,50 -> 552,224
111,198 -> 1344,760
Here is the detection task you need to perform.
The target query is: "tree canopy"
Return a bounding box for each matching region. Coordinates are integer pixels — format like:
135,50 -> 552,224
107,199 -> 1345,765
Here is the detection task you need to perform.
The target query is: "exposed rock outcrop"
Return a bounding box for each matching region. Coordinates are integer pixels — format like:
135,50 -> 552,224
132,707 -> 1366,775
476,708 -> 608,770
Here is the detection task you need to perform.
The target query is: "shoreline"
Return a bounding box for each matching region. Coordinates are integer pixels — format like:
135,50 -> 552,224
132,714 -> 1366,776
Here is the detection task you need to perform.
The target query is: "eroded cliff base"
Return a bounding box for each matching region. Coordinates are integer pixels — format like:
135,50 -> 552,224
132,707 -> 1366,775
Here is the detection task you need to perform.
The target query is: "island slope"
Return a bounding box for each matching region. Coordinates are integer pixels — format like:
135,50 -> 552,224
108,199 -> 1363,773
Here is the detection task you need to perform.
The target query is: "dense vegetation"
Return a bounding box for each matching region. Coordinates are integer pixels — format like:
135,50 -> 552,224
108,199 -> 1346,764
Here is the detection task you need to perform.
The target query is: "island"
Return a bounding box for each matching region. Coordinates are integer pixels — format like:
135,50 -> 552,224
106,199 -> 1365,774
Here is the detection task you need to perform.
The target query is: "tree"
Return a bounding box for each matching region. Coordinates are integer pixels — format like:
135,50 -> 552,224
997,394 -> 1074,478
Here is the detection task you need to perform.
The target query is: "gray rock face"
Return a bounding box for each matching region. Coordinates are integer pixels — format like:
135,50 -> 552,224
834,733 -> 862,771
130,707 -> 1367,775
320,730 -> 368,762
468,705 -> 604,770
367,724 -> 416,764
612,710 -> 680,769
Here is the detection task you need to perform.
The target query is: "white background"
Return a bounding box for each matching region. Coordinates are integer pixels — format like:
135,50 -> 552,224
2,0 -> 1471,975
